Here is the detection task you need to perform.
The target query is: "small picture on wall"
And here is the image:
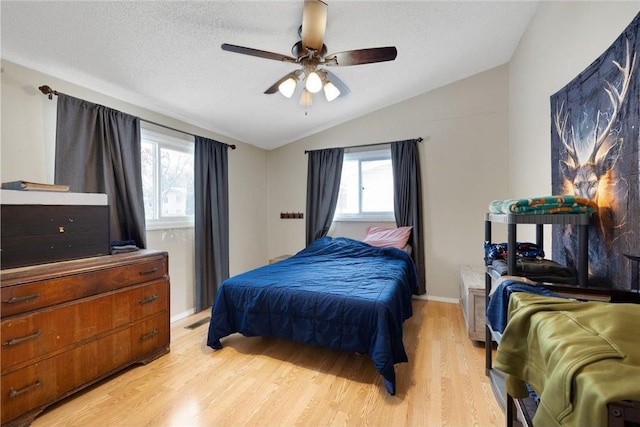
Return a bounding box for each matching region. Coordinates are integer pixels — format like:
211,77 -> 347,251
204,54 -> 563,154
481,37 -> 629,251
551,13 -> 639,289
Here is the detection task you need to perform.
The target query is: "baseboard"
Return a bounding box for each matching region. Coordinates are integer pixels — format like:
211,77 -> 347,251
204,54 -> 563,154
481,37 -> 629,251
412,294 -> 459,304
170,308 -> 196,323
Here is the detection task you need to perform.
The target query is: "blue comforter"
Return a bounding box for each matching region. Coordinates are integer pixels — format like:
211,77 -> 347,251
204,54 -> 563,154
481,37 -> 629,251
207,237 -> 418,395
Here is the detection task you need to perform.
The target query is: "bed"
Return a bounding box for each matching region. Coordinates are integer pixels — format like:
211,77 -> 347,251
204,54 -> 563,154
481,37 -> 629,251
489,284 -> 640,427
206,236 -> 418,395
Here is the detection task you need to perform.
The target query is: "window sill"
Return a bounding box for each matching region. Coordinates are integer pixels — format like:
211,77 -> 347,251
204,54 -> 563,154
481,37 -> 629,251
145,220 -> 194,231
333,216 -> 395,223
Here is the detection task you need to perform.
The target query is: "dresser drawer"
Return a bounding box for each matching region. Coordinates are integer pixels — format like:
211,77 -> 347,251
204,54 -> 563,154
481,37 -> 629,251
1,256 -> 167,318
1,279 -> 168,374
1,312 -> 169,425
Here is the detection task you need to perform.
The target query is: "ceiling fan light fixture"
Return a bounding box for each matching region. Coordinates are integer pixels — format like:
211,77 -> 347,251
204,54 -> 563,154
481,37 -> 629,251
278,77 -> 297,98
323,81 -> 340,102
300,88 -> 313,107
305,71 -> 323,93
222,0 -> 398,110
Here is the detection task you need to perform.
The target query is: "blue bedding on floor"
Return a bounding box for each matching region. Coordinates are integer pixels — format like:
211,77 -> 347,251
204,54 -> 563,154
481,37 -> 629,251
206,236 -> 418,395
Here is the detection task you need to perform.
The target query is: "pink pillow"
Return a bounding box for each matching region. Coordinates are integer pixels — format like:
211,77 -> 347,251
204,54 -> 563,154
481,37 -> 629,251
363,226 -> 413,249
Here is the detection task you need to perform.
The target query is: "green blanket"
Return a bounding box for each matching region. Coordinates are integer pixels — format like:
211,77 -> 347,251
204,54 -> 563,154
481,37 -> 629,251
489,195 -> 598,215
494,293 -> 640,427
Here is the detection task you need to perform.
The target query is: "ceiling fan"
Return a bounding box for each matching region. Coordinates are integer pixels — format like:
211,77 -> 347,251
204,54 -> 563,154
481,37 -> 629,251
221,0 -> 397,108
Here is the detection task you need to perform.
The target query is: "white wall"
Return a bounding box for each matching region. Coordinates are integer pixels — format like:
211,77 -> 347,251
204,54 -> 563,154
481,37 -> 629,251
508,1 -> 639,247
0,60 -> 269,320
267,65 -> 511,300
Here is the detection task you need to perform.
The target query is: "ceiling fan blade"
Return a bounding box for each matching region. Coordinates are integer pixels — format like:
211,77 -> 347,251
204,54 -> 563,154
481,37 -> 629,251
221,43 -> 297,63
301,0 -> 327,52
324,47 -> 397,66
264,71 -> 301,95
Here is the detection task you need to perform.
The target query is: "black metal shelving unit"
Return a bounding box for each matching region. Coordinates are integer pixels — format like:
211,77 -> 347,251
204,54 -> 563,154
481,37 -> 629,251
483,212 -> 591,418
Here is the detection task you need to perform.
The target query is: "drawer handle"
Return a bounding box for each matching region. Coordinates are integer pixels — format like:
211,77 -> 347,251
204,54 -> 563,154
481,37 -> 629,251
2,331 -> 41,346
139,295 -> 159,305
9,380 -> 41,399
139,267 -> 158,275
139,329 -> 159,342
3,293 -> 41,304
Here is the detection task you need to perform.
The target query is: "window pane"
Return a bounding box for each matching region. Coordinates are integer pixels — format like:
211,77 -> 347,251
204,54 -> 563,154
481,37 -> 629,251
335,159 -> 359,214
334,148 -> 395,220
159,147 -> 194,217
141,141 -> 156,220
361,159 -> 394,212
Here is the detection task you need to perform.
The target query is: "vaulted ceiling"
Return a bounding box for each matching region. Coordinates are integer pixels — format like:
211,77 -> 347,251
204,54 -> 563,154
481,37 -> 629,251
1,1 -> 539,150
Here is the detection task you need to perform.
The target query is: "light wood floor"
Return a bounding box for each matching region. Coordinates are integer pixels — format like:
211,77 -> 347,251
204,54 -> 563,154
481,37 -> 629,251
32,299 -> 503,427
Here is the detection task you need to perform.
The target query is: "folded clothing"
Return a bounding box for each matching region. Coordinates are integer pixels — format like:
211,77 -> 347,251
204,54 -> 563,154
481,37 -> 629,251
110,239 -> 139,254
486,279 -> 559,333
490,258 -> 577,285
111,245 -> 139,254
484,241 -> 544,266
489,195 -> 598,215
495,293 -> 640,427
111,239 -> 137,247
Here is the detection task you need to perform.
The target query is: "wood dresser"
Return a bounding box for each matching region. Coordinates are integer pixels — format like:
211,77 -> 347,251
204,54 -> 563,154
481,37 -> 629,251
0,250 -> 170,427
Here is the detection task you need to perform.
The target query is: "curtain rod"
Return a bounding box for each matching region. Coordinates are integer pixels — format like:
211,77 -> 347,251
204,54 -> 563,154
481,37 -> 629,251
304,137 -> 423,154
38,85 -> 236,150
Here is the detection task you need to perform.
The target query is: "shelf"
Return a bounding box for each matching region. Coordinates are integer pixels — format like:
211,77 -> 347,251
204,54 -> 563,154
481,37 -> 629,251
484,211 -> 639,427
486,265 -> 640,303
484,211 -> 593,421
485,212 -> 591,225
484,213 -> 589,288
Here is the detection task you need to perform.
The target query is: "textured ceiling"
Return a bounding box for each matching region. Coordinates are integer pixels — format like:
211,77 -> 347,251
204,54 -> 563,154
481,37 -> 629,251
1,1 -> 539,150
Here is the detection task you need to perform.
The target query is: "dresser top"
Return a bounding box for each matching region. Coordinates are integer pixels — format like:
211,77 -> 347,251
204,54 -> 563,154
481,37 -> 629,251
1,189 -> 108,205
1,249 -> 167,286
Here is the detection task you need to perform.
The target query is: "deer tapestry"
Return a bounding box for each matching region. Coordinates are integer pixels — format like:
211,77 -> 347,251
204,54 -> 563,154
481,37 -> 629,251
551,13 -> 639,290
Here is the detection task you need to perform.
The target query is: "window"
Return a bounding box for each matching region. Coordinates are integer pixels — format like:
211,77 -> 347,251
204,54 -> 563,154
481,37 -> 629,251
334,147 -> 395,221
141,128 -> 194,230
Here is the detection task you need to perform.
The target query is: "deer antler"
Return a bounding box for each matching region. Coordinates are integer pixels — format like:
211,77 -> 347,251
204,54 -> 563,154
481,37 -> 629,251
589,38 -> 636,163
554,101 -> 579,166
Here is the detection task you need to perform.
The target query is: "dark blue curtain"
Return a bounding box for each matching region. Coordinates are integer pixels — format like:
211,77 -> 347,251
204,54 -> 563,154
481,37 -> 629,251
195,136 -> 230,311
305,148 -> 344,246
54,93 -> 146,248
391,139 -> 426,294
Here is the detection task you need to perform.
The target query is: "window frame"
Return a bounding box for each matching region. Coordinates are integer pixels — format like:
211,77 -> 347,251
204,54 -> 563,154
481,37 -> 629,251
333,147 -> 395,222
141,127 -> 195,231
